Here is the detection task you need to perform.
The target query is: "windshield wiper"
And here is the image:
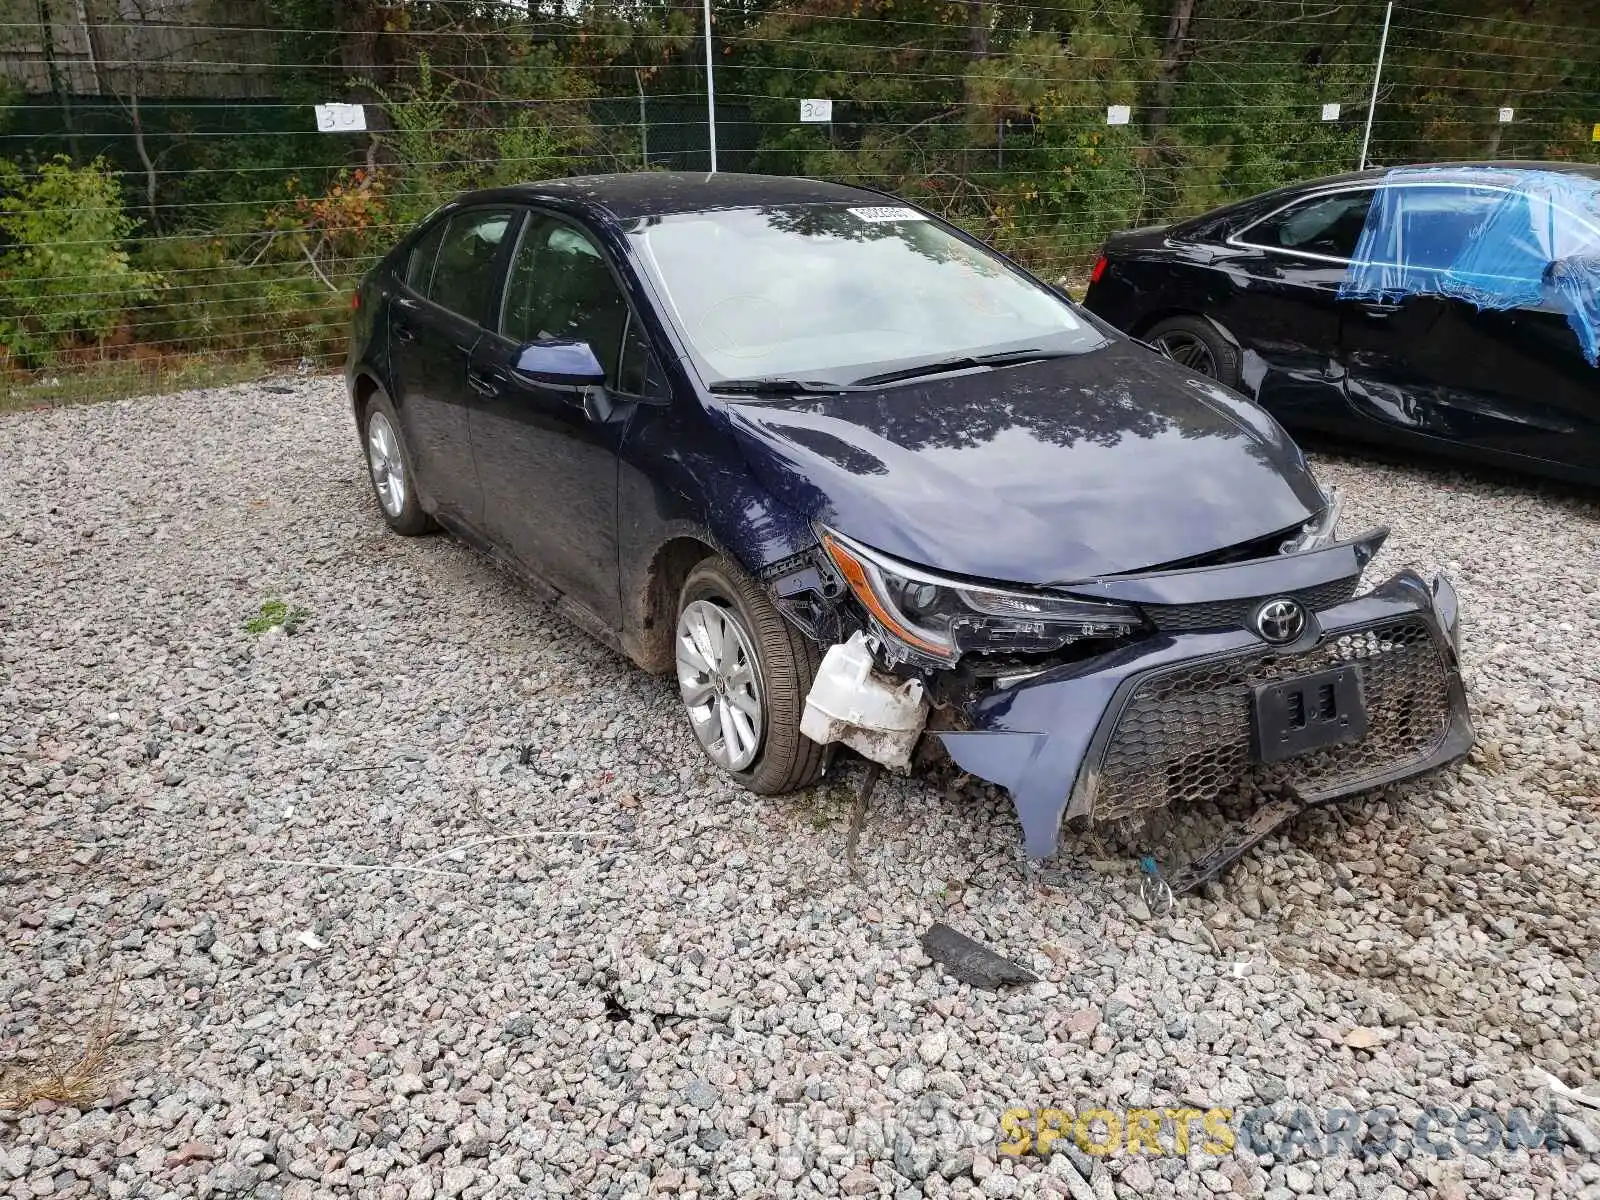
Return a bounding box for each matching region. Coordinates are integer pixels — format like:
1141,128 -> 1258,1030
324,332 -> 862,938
706,377 -> 865,396
850,348 -> 1074,387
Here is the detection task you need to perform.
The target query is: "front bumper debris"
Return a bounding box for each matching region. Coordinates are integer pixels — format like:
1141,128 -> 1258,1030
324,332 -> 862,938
938,568 -> 1473,860
801,631 -> 929,772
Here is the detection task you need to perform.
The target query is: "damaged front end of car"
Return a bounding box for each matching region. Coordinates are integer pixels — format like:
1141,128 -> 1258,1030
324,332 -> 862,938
764,505 -> 1473,885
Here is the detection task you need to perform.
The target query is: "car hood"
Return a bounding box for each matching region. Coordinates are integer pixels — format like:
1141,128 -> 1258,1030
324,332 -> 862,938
723,339 -> 1326,584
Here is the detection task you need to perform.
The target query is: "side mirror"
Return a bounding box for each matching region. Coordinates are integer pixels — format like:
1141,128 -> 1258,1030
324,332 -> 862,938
512,339 -> 606,387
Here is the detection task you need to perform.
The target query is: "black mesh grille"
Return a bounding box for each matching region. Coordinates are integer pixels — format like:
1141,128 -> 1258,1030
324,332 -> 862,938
1092,618 -> 1453,823
1141,576 -> 1360,633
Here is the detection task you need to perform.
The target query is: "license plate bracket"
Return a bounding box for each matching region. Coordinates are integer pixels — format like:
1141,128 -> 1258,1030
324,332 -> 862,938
1252,665 -> 1368,763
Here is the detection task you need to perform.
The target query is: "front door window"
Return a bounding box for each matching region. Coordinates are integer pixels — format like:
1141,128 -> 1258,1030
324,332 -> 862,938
501,219 -> 632,385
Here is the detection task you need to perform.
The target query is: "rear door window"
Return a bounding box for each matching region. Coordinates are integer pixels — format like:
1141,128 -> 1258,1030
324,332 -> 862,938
424,209 -> 516,325
1237,191 -> 1374,260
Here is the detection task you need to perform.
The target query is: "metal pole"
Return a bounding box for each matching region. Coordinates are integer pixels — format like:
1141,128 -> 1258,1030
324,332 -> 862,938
636,69 -> 648,168
1359,0 -> 1393,171
702,0 -> 718,173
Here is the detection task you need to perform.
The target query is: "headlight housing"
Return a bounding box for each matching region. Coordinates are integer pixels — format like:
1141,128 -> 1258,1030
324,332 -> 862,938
819,528 -> 1145,666
1280,487 -> 1342,555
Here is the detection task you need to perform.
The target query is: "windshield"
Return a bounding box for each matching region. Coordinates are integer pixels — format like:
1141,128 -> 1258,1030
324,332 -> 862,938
628,205 -> 1105,385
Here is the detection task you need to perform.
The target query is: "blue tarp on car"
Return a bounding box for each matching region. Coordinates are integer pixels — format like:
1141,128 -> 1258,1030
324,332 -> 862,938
1339,166 -> 1600,365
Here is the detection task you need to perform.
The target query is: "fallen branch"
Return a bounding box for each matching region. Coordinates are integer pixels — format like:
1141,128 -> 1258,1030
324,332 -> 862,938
301,237 -> 339,294
1541,1070 -> 1600,1110
244,230 -> 279,269
416,830 -> 618,865
262,857 -> 466,878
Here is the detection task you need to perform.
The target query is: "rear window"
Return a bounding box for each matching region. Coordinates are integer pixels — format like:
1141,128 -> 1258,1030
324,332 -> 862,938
1237,191 -> 1374,260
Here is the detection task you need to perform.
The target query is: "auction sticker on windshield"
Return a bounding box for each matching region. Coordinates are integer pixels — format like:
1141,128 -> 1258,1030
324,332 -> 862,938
848,206 -> 928,223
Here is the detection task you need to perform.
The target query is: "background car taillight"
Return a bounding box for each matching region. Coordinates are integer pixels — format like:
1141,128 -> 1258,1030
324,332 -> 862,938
1090,255 -> 1108,285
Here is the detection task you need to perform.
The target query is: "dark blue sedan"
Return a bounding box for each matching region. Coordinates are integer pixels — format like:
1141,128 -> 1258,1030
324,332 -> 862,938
345,172 -> 1472,886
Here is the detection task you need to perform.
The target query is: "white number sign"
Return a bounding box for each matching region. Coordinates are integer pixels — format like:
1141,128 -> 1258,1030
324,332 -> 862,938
800,99 -> 833,123
1321,102 -> 1341,121
314,103 -> 368,133
1106,105 -> 1131,126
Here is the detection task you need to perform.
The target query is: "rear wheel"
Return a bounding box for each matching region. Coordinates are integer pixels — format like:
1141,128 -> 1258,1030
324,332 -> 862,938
362,391 -> 434,536
1146,315 -> 1242,390
676,556 -> 825,794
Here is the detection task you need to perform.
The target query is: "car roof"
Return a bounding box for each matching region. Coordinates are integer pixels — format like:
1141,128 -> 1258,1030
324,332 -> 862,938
450,172 -> 891,222
1299,159 -> 1599,192
1183,159 -> 1600,231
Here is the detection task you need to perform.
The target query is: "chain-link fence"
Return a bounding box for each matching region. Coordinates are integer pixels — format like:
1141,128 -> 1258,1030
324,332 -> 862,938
1,0 -> 1596,405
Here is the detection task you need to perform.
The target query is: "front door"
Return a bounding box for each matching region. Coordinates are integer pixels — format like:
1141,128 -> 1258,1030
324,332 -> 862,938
387,207 -> 518,526
468,213 -> 654,628
1213,187 -> 1374,423
1340,182 -> 1600,471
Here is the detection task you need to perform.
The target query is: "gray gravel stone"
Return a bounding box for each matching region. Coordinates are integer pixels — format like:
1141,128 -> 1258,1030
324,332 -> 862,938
1,380 -> 1595,1200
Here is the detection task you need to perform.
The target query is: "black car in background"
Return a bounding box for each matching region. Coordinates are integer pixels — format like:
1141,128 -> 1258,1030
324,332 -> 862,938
1083,161 -> 1600,484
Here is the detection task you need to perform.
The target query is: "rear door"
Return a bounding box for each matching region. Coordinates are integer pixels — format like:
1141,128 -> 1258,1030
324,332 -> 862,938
1340,181 -> 1600,469
387,206 -> 518,527
1215,187 -> 1374,421
467,211 -> 660,628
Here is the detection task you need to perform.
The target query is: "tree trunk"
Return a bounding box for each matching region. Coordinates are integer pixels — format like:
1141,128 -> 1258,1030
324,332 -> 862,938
962,0 -> 988,113
341,1 -> 393,169
73,0 -> 102,95
1485,101 -> 1512,156
1146,0 -> 1199,139
129,83 -> 159,232
339,1 -> 386,83
36,0 -> 81,160
966,0 -> 988,59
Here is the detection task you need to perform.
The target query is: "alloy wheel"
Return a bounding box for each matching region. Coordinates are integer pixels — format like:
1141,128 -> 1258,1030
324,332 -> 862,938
676,598 -> 765,771
366,410 -> 406,518
1153,331 -> 1219,377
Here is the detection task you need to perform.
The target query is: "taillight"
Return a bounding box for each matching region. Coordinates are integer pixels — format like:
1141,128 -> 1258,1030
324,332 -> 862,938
1089,255 -> 1108,285
350,290 -> 362,312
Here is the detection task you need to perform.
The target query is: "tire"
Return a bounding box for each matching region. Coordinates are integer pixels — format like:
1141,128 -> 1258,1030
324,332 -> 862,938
676,555 -> 826,794
360,391 -> 434,536
1145,315 -> 1243,390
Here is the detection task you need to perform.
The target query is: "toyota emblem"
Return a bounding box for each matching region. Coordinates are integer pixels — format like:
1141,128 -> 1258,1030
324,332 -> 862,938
1253,597 -> 1307,644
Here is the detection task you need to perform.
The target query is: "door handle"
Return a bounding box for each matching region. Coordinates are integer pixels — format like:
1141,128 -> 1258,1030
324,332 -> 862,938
466,368 -> 503,397
394,322 -> 417,343
1357,302 -> 1399,319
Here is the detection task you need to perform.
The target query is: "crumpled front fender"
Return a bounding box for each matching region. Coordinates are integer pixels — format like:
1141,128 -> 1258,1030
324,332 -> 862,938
938,569 -> 1471,859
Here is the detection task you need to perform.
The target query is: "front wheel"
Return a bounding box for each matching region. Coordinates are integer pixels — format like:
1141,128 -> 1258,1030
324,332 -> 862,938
1145,315 -> 1243,390
675,556 -> 826,794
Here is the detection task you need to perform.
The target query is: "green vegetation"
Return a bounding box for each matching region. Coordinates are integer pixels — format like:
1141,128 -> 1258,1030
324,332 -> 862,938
1,0 -> 1596,400
0,157 -> 158,362
245,599 -> 309,636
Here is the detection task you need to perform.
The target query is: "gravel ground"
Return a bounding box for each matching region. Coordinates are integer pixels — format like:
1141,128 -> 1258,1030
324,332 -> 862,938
2,377 -> 1598,1200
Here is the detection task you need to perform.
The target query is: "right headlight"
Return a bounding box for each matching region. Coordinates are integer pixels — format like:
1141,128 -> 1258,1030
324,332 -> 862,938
818,528 -> 1145,666
1280,487 -> 1343,555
